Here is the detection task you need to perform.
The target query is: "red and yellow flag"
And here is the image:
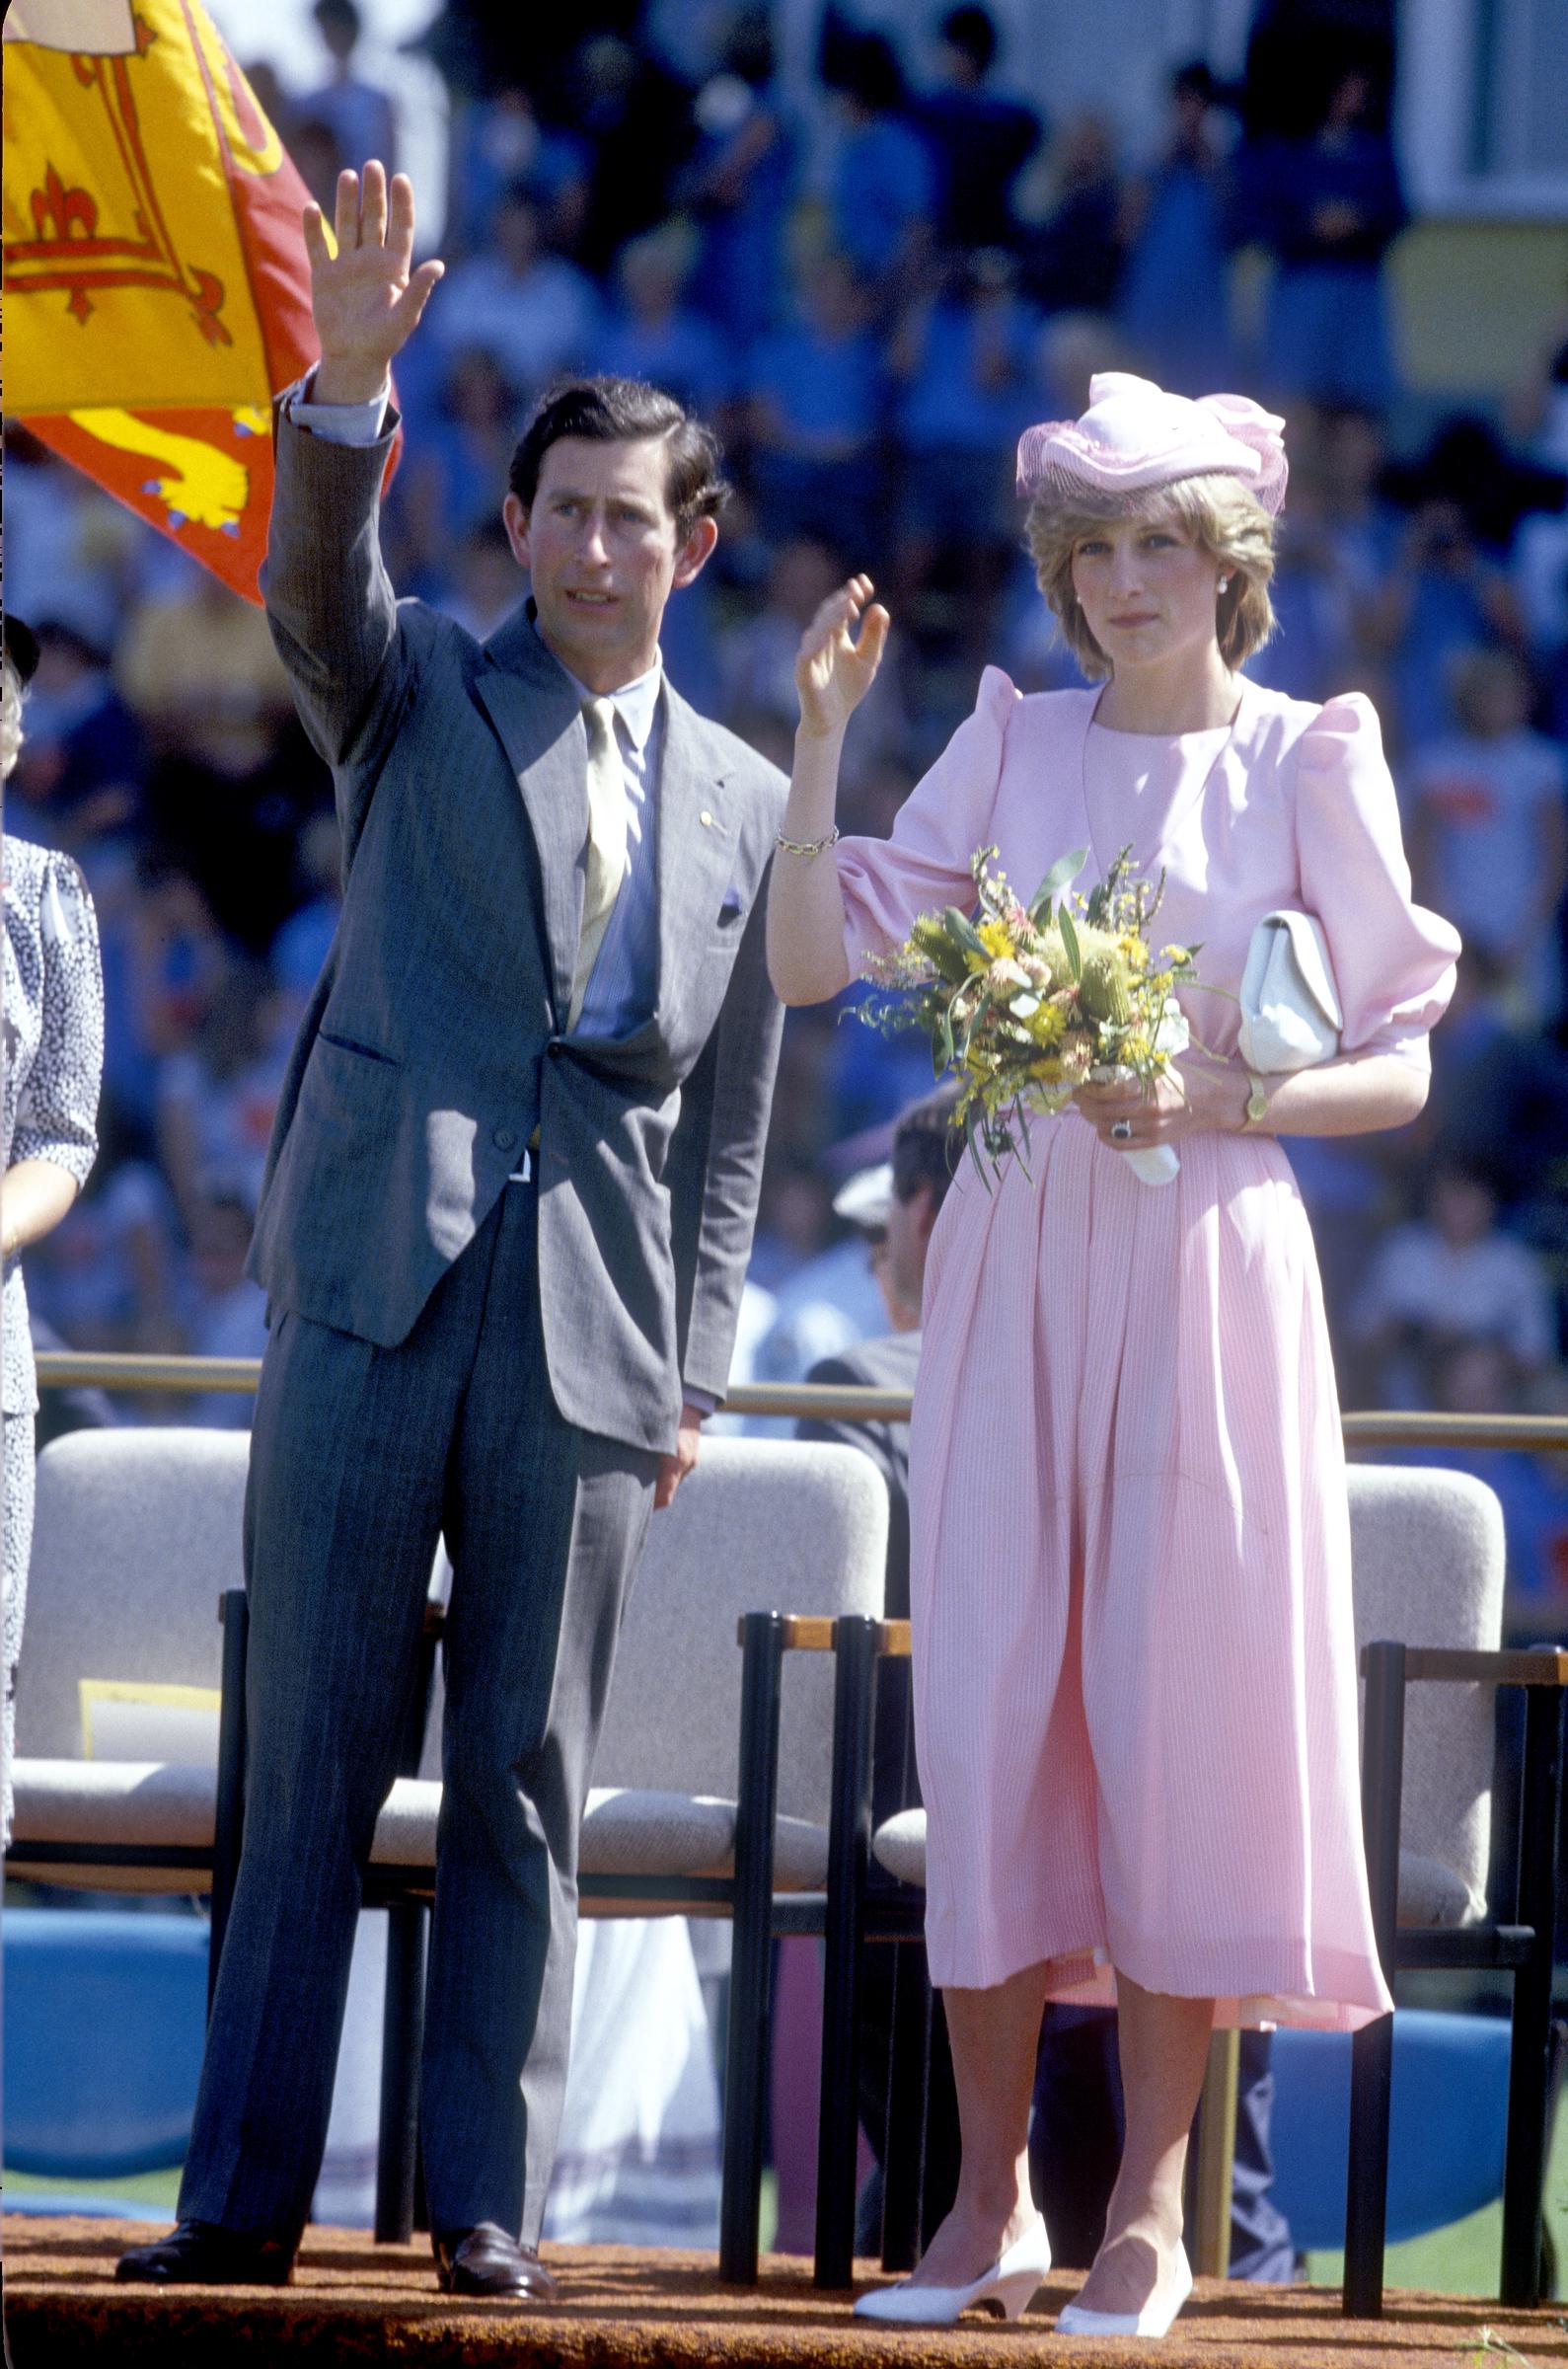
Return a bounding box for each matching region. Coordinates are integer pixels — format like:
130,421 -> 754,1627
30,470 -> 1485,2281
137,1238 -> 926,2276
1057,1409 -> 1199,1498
4,0 -> 385,604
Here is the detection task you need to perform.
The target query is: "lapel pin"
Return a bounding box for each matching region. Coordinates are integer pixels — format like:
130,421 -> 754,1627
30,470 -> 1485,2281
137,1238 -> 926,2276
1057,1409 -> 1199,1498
700,809 -> 714,828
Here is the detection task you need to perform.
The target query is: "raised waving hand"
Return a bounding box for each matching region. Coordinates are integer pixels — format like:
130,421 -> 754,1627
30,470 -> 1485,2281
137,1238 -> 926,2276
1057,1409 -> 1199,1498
795,574 -> 891,740
303,162 -> 445,406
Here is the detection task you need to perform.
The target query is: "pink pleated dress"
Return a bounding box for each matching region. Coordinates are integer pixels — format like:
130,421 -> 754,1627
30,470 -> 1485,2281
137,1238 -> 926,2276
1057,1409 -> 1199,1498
836,671 -> 1461,2030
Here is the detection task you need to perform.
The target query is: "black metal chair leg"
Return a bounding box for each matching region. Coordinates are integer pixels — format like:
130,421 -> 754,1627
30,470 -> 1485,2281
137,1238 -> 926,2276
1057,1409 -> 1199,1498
720,1612 -> 785,2282
1344,1639 -> 1406,2318
881,1940 -> 931,2271
815,1616 -> 877,2289
1501,1681 -> 1564,2305
375,1901 -> 427,2243
209,1588 -> 250,2016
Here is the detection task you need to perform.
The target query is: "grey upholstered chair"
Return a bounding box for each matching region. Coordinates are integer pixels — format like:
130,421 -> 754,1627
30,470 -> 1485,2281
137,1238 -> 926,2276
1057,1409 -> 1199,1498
819,1466 -> 1554,2306
8,1428 -> 252,1894
211,1435 -> 890,2258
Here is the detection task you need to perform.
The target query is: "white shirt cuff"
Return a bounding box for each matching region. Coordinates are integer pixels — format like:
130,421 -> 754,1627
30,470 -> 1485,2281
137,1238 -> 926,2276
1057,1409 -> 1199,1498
285,368 -> 392,445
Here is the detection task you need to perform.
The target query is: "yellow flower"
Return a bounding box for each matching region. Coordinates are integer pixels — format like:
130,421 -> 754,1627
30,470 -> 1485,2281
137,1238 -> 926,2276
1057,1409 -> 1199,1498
978,918 -> 1014,960
1025,1002 -> 1067,1046
1026,1055 -> 1065,1083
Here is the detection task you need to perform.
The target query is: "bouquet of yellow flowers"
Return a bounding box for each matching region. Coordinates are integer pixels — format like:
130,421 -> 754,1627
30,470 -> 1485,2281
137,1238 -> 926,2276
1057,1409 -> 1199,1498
857,844 -> 1200,1185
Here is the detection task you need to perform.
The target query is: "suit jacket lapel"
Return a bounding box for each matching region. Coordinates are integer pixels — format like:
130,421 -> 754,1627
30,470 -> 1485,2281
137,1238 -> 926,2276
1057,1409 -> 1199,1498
476,606 -> 586,1027
654,684 -> 736,1029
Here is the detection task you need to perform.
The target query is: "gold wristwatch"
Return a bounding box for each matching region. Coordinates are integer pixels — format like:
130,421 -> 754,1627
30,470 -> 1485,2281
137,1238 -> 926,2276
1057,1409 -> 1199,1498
1243,1072 -> 1270,1128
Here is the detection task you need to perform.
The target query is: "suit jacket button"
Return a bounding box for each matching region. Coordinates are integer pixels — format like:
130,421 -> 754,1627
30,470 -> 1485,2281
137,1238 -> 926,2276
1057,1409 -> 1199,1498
493,1126 -> 517,1152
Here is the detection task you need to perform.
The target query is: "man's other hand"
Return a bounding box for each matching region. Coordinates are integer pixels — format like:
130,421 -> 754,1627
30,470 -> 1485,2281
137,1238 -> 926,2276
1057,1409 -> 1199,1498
304,162 -> 444,407
654,1404 -> 706,1510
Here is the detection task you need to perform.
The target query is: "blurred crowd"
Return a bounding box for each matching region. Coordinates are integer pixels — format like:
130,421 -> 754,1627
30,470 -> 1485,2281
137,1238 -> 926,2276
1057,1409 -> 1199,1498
7,0 -> 1568,1630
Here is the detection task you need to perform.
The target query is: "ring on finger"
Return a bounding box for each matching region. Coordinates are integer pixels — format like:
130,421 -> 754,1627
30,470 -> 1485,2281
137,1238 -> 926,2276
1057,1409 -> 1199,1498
1110,1118 -> 1133,1144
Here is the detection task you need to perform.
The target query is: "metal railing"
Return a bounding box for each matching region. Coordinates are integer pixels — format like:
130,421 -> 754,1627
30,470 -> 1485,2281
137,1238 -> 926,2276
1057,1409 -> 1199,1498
33,1349 -> 1568,1451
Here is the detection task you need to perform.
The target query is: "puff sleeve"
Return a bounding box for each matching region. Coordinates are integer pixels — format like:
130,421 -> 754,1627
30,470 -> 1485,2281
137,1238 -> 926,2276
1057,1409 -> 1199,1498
1296,692 -> 1460,1069
13,854 -> 104,1184
836,664 -> 1018,973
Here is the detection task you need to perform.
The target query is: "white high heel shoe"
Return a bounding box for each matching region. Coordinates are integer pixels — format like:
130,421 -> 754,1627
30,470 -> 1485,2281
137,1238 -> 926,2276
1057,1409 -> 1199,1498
1055,2241 -> 1193,2338
853,2216 -> 1052,2327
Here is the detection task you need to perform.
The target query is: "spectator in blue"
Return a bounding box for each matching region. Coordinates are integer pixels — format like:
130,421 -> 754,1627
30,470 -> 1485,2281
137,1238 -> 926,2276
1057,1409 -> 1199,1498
1404,647 -> 1567,1029
889,250 -> 1038,630
386,346 -> 526,601
429,183 -> 600,410
5,618 -> 146,869
912,6 -> 1041,257
1237,64 -> 1407,409
745,252 -> 885,552
444,82 -> 590,262
1403,1336 -> 1568,1645
1367,493 -> 1526,755
1020,112 -> 1127,317
823,32 -> 934,296
269,813 -> 343,1030
566,34 -> 696,277
596,222 -> 729,419
1423,949 -> 1568,1283
1244,464 -> 1362,707
301,0 -> 397,176
1118,62 -> 1233,395
681,9 -> 798,346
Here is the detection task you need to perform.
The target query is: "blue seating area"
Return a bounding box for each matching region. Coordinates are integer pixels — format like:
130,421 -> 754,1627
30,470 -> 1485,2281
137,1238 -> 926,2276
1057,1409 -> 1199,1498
4,1907 -> 208,2218
1270,2010 -> 1515,2251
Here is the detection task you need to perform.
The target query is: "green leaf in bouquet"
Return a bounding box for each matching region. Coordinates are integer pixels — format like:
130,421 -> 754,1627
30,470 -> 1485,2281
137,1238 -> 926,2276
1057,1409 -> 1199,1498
962,1097 -> 995,1191
908,914 -> 971,984
1058,901 -> 1082,979
943,906 -> 990,963
935,998 -> 956,1074
1027,846 -> 1088,922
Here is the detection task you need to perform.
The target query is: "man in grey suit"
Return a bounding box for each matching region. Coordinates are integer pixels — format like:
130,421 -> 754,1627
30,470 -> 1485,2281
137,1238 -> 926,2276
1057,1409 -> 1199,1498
119,164 -> 785,2300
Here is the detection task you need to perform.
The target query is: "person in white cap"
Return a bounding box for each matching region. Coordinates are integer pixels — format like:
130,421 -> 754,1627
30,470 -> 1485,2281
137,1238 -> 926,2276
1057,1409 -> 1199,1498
766,372 -> 1461,2333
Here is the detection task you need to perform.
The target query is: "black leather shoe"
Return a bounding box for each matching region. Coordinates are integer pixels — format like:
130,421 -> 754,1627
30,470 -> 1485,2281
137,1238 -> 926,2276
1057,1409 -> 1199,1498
115,2219 -> 295,2286
433,2223 -> 559,2302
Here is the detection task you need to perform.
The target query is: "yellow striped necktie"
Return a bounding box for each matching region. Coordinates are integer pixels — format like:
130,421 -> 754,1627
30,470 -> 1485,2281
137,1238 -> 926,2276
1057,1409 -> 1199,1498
567,694 -> 631,1030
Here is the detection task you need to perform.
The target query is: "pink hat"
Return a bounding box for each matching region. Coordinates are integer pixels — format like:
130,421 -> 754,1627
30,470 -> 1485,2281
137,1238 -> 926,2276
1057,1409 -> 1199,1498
1016,372 -> 1289,514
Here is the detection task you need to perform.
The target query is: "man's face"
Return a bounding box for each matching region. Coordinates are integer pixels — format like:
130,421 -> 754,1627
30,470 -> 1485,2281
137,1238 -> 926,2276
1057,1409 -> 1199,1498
504,435 -> 715,694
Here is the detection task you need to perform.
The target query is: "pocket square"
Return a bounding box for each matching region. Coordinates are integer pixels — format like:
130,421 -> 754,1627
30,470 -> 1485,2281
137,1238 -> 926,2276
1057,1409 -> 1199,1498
718,883 -> 746,921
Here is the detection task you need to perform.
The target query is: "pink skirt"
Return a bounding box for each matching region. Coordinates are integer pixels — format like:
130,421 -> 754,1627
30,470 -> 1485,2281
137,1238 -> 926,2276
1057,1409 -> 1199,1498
910,1112 -> 1392,2031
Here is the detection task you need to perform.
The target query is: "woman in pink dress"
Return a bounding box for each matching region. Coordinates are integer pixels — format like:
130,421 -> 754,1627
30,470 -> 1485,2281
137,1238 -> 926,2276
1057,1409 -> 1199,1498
766,373 -> 1459,2334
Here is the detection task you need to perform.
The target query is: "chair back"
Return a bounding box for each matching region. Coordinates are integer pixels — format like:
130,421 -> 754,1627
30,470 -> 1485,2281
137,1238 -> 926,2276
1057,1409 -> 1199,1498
421,1438 -> 889,1827
16,1428 -> 250,1760
1348,1465 -> 1505,1924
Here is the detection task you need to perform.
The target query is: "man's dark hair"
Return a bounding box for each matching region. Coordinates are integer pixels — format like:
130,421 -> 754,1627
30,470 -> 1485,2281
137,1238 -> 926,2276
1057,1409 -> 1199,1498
940,6 -> 999,73
892,1084 -> 962,1212
508,376 -> 731,544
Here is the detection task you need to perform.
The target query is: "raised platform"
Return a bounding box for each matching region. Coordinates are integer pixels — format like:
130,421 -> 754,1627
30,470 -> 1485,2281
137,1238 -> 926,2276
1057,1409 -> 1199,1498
5,2218 -> 1566,2367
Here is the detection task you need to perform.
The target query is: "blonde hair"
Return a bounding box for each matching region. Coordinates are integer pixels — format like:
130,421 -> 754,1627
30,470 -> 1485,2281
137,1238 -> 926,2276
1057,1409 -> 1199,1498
0,652 -> 25,783
1024,474 -> 1277,680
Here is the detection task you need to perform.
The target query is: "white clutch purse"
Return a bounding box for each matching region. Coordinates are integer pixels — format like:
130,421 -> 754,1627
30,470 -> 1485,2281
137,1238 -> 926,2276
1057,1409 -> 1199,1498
1237,910 -> 1342,1074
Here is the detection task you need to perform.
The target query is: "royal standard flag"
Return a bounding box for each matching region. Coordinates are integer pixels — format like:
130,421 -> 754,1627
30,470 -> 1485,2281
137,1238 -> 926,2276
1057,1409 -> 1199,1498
4,0 -> 392,603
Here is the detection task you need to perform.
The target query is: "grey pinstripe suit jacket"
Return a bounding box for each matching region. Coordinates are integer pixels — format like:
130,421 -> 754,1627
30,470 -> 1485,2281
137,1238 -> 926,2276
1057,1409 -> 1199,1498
249,407 -> 786,1456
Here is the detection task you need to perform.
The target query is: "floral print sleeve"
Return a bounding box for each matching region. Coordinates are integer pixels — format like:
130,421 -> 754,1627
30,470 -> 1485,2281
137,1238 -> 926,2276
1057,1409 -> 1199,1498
11,852 -> 104,1184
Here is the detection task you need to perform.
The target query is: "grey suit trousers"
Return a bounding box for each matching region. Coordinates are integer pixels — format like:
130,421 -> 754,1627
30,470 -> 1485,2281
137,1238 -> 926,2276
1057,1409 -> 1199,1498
180,1178 -> 659,2246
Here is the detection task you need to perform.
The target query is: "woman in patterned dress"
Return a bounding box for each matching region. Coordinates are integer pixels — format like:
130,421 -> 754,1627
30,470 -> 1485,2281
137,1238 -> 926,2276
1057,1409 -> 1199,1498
2,619 -> 105,1844
767,377 -> 1459,2333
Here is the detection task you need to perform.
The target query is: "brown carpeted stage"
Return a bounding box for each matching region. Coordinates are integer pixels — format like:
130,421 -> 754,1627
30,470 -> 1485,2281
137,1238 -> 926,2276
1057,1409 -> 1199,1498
5,2218 -> 1566,2367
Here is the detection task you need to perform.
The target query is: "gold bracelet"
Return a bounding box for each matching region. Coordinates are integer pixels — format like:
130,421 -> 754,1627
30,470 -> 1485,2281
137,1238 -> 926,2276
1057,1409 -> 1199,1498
775,825 -> 841,859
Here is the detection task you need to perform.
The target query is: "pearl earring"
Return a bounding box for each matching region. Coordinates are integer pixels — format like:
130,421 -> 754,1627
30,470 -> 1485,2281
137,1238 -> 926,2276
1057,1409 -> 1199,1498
1218,574 -> 1232,593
